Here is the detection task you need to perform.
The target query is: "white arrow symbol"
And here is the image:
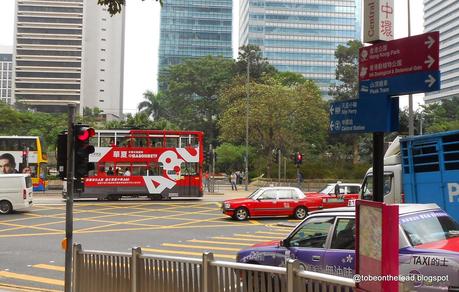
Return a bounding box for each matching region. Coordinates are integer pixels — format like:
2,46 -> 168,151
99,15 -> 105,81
424,55 -> 435,68
425,36 -> 435,49
330,105 -> 335,115
425,74 -> 436,88
330,122 -> 334,131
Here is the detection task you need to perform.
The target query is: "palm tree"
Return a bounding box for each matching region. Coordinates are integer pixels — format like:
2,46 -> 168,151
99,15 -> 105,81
137,90 -> 165,121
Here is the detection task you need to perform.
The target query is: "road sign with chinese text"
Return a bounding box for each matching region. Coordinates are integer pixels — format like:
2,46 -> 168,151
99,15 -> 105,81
360,71 -> 440,98
329,97 -> 399,134
359,32 -> 439,81
363,0 -> 394,43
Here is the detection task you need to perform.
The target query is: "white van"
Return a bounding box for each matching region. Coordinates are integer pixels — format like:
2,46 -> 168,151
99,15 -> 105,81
0,174 -> 34,214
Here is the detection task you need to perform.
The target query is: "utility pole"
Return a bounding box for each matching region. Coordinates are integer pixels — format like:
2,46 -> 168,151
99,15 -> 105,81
212,148 -> 216,193
64,104 -> 75,292
278,149 -> 281,185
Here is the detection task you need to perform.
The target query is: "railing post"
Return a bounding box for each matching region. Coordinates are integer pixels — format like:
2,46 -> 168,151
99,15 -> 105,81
287,259 -> 301,292
72,243 -> 82,292
131,247 -> 141,292
202,252 -> 215,292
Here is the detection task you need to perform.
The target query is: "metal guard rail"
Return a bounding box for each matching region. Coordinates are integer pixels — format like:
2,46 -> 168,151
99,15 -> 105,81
73,243 -> 355,292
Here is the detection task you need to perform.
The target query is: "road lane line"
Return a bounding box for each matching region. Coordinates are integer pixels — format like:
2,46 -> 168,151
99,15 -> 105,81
32,264 -> 65,272
0,271 -> 63,286
142,248 -> 234,259
0,283 -> 61,292
255,231 -> 289,236
211,236 -> 272,242
187,239 -> 252,246
162,243 -> 241,252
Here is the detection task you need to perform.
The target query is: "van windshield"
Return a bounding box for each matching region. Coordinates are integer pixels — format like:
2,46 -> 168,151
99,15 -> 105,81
25,176 -> 33,188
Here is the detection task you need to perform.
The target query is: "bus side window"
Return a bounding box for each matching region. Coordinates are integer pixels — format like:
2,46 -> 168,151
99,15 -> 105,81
132,163 -> 147,176
150,137 -> 162,147
148,162 -> 161,176
166,137 -> 179,148
100,137 -> 114,147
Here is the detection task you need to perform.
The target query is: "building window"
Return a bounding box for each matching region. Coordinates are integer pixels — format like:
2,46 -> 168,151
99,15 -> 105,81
100,89 -> 105,92
100,59 -> 105,61
100,69 -> 105,72
100,79 -> 105,82
101,38 -> 106,41
101,48 -> 106,51
99,99 -> 104,102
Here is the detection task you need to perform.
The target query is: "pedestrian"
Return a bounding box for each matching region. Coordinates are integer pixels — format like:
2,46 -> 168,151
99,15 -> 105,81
106,166 -> 114,175
230,172 -> 237,191
123,167 -> 131,176
203,171 -> 210,192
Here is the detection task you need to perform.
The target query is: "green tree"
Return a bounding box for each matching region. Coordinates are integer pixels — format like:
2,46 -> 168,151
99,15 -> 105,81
218,78 -> 327,177
422,97 -> 459,133
235,45 -> 277,82
98,0 -> 163,15
274,71 -> 307,87
328,40 -> 362,101
159,55 -> 235,145
137,90 -> 167,121
214,143 -> 254,173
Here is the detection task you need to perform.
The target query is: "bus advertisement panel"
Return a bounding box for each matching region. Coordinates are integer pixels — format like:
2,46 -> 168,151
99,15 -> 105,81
0,136 -> 48,191
73,129 -> 204,200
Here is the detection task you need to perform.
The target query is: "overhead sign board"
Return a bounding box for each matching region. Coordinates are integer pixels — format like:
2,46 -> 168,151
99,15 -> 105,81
359,32 -> 439,81
329,97 -> 399,134
360,70 -> 441,97
363,0 -> 394,43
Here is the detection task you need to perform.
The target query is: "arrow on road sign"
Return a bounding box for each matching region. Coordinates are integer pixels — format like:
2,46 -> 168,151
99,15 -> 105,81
425,55 -> 435,68
425,74 -> 437,88
425,35 -> 435,49
329,105 -> 335,115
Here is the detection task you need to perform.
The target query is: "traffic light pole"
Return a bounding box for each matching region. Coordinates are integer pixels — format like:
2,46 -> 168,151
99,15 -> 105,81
64,104 -> 75,292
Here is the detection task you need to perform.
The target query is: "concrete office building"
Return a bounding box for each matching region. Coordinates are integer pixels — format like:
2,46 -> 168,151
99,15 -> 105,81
424,0 -> 459,104
13,0 -> 125,116
239,0 -> 361,98
158,0 -> 232,83
0,46 -> 13,104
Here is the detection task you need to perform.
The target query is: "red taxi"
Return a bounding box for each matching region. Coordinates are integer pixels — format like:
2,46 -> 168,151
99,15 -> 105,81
308,182 -> 361,209
222,187 -> 321,221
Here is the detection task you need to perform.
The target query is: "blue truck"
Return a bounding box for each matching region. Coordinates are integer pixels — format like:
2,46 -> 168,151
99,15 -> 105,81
361,129 -> 459,222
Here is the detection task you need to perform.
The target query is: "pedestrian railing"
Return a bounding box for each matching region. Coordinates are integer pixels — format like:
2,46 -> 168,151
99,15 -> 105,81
73,244 -> 355,292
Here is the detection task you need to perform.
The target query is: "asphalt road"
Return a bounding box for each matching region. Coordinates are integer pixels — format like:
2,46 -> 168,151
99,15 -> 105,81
0,194 -> 299,292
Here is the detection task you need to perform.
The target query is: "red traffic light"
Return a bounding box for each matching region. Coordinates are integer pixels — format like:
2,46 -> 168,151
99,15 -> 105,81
75,126 -> 95,141
297,152 -> 303,163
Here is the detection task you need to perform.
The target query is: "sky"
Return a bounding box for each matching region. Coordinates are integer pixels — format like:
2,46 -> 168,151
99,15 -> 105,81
0,0 -> 425,114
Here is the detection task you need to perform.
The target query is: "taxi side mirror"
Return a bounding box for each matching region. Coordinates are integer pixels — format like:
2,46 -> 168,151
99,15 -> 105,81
334,184 -> 340,196
280,239 -> 289,247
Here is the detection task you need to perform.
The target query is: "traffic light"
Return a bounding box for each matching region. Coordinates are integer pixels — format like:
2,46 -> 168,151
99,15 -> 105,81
57,131 -> 67,180
73,124 -> 95,178
271,149 -> 278,164
290,153 -> 297,164
297,152 -> 303,164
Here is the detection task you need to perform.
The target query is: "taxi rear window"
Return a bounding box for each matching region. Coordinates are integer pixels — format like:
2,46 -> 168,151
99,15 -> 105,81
401,211 -> 459,246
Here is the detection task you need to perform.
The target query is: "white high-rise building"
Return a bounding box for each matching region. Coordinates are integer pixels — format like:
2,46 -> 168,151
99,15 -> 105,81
239,0 -> 361,98
13,0 -> 125,116
424,0 -> 459,104
0,46 -> 13,104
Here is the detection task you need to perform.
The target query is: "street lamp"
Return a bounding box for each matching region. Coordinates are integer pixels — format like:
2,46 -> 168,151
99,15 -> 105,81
245,50 -> 255,191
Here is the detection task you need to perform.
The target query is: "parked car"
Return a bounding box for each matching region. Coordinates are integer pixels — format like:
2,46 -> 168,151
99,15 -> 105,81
308,182 -> 361,209
236,204 -> 459,291
0,174 -> 34,214
222,187 -> 323,221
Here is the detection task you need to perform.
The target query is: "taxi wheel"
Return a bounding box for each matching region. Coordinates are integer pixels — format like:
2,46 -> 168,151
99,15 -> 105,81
234,207 -> 249,221
0,200 -> 13,215
293,206 -> 308,220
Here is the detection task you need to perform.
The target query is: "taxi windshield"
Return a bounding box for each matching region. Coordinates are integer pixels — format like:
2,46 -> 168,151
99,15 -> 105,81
318,185 -> 334,195
401,211 -> 459,246
247,189 -> 263,199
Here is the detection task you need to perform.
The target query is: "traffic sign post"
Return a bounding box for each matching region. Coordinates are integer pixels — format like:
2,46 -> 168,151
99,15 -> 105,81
329,31 -> 441,202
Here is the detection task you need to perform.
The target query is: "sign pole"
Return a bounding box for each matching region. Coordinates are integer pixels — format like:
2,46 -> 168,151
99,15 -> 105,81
373,132 -> 385,202
407,0 -> 414,136
64,104 -> 75,292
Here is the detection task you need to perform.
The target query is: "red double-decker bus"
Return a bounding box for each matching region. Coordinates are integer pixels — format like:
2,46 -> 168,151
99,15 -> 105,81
73,129 -> 204,200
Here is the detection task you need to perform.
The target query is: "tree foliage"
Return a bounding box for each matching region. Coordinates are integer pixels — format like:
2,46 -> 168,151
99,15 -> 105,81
328,40 -> 362,101
218,78 -> 328,176
97,0 -> 162,16
159,56 -> 235,145
235,45 -> 277,82
137,90 -> 167,121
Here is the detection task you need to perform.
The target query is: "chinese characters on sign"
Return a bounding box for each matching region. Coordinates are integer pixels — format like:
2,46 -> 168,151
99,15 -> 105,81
363,0 -> 394,43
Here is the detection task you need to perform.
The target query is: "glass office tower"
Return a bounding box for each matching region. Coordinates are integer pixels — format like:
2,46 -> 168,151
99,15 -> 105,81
158,0 -> 233,84
424,0 -> 459,104
239,0 -> 361,98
